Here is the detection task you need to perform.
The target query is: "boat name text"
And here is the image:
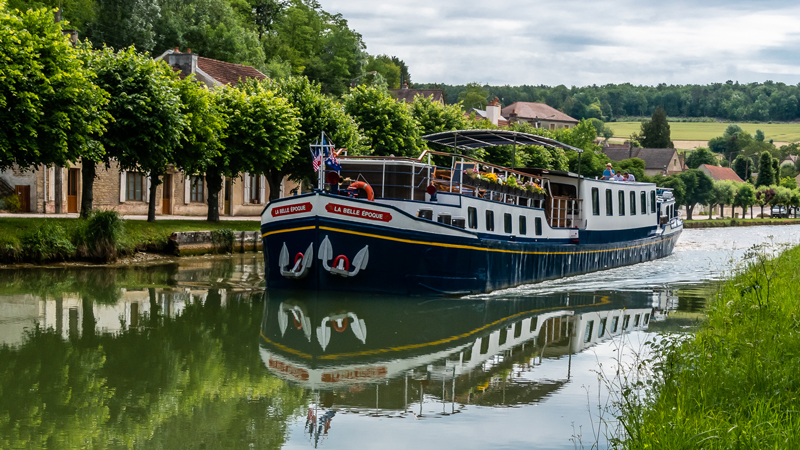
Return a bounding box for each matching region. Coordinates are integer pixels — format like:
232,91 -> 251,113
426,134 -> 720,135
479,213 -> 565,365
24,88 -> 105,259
272,202 -> 313,217
325,203 -> 392,222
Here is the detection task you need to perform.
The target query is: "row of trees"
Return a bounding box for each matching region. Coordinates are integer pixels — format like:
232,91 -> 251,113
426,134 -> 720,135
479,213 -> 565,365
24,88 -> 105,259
419,80 -> 800,122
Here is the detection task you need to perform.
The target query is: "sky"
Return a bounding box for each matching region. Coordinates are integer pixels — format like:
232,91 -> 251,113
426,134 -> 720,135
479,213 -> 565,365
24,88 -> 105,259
318,0 -> 800,87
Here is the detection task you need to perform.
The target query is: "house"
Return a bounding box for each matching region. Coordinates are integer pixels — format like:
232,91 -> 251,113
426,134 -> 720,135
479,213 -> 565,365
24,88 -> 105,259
698,164 -> 744,183
501,102 -> 579,130
466,98 -> 509,127
603,147 -> 684,176
389,84 -> 444,104
1,49 -> 297,216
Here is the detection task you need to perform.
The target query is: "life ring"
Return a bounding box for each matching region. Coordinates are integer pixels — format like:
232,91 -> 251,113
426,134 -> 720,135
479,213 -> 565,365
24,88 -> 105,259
349,181 -> 374,201
332,255 -> 350,271
332,318 -> 348,332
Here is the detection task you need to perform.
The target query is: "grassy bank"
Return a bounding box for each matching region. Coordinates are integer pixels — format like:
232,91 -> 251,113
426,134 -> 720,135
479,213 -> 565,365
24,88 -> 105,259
610,121 -> 800,142
617,243 -> 800,448
684,218 -> 800,228
0,215 -> 259,263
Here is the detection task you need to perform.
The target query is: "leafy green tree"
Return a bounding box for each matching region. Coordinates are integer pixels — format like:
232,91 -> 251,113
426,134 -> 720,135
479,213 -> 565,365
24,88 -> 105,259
410,95 -> 471,136
755,185 -> 775,217
0,7 -> 108,171
86,0 -> 160,52
733,182 -> 756,218
660,176 -> 686,208
264,76 -> 364,200
636,106 -> 673,149
685,147 -> 718,169
771,185 -> 792,212
613,158 -> 647,182
88,46 -> 187,221
732,155 -> 752,181
755,129 -> 765,142
343,85 -> 422,157
567,150 -> 612,179
365,55 -> 401,89
755,152 -> 775,187
457,82 -> 489,110
780,176 -> 797,190
710,180 -> 737,218
601,127 -> 614,143
677,169 -> 713,220
213,80 -> 300,220
247,0 -> 287,39
8,0 -> 97,31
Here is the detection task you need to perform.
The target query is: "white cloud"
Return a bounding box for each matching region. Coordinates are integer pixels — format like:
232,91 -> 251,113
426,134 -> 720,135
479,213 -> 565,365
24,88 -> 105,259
318,0 -> 800,86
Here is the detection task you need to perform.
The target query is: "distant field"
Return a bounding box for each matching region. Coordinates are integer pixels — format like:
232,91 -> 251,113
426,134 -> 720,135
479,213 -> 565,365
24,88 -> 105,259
609,122 -> 800,143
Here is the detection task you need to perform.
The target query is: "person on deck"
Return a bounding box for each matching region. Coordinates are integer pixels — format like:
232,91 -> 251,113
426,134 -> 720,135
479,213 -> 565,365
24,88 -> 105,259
624,171 -> 636,182
427,184 -> 438,202
602,163 -> 615,180
326,171 -> 340,195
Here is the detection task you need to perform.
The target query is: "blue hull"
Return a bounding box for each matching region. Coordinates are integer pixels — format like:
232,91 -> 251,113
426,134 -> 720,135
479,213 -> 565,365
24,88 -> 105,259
262,215 -> 681,296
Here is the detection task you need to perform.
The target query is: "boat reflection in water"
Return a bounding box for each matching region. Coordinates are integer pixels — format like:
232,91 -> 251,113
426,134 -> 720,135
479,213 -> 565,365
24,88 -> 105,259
260,290 -> 665,446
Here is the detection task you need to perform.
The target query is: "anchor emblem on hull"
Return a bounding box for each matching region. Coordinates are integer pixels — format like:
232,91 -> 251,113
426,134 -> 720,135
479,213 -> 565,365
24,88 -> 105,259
279,242 -> 314,279
318,235 -> 369,277
316,312 -> 367,351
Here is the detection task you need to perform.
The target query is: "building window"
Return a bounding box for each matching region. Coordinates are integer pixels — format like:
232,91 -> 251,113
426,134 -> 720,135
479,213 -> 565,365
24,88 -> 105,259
641,191 -> 647,214
190,176 -> 204,202
630,191 -> 636,215
549,123 -> 555,130
606,189 -> 613,216
535,217 -> 542,236
485,210 -> 494,232
504,213 -> 512,233
592,188 -> 600,215
126,172 -> 144,201
650,191 -> 656,213
519,216 -> 527,235
468,207 -> 477,229
249,174 -> 260,204
618,191 -> 625,215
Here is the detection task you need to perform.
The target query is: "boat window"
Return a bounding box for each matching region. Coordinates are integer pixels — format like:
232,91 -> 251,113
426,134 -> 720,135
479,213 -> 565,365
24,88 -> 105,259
634,314 -> 641,327
499,327 -> 508,346
592,188 -> 600,215
468,207 -> 477,229
480,337 -> 490,354
584,321 -> 594,343
519,216 -> 527,235
452,217 -> 466,229
611,316 -> 619,333
606,189 -> 613,215
630,191 -> 636,215
504,213 -> 512,233
417,209 -> 433,220
644,313 -> 650,325
485,210 -> 495,232
598,318 -> 607,337
618,191 -> 625,215
650,191 -> 656,213
463,345 -> 473,362
535,217 -> 542,236
622,315 -> 630,330
529,317 -> 538,332
641,191 -> 647,214
437,213 -> 451,226
514,321 -> 522,338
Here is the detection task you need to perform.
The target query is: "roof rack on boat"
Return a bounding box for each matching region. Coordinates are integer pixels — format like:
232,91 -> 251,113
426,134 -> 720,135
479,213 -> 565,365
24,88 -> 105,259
421,129 -> 585,153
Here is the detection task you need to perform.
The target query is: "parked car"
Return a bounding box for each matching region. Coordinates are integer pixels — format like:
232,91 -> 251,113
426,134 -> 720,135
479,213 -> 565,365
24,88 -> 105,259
771,205 -> 788,218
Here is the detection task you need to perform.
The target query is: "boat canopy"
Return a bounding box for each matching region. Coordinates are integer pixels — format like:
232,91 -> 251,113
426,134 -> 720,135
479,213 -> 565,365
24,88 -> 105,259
421,129 -> 584,153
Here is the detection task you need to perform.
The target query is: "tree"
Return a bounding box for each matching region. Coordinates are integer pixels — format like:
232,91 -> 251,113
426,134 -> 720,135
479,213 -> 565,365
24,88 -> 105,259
755,185 -> 776,217
755,129 -> 765,142
212,80 -> 299,221
264,76 -> 364,201
755,152 -> 775,187
0,6 -> 108,171
660,176 -> 686,208
637,106 -> 673,149
364,55 -> 401,89
780,176 -> 797,190
711,180 -> 737,218
343,85 -> 422,157
685,147 -> 718,169
677,169 -> 713,220
457,82 -> 489,110
88,46 -> 187,221
613,158 -> 647,182
732,155 -> 752,181
410,95 -> 472,136
733,182 -> 756,218
86,0 -> 160,53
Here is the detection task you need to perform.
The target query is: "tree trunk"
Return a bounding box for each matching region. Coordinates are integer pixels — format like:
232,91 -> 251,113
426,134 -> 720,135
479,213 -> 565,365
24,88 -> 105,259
80,158 -> 96,219
147,170 -> 162,222
266,169 -> 285,201
686,204 -> 694,221
760,205 -> 765,218
206,167 -> 223,222
750,205 -> 753,219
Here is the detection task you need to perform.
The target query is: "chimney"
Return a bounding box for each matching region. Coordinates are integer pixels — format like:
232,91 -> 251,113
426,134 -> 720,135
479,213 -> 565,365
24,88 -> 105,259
168,51 -> 198,78
187,48 -> 191,53
401,82 -> 408,90
486,97 -> 501,126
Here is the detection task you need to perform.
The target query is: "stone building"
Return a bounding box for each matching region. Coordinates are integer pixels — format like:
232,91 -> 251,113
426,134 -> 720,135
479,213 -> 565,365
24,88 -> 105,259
603,147 -> 685,176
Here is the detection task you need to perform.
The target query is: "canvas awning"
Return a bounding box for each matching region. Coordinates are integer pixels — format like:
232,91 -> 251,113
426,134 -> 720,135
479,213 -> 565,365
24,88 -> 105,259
421,129 -> 584,153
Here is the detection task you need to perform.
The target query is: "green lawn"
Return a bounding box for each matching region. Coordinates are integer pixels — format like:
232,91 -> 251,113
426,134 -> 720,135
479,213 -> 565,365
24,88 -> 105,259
609,121 -> 800,143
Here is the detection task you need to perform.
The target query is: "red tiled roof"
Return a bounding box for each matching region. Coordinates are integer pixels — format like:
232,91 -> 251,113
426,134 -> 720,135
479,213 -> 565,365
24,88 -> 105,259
501,102 -> 578,123
196,56 -> 266,86
699,164 -> 744,182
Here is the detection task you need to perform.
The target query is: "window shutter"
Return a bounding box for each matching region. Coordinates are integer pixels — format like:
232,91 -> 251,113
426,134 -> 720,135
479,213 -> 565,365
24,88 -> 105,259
279,178 -> 285,199
243,173 -> 250,203
259,175 -> 266,204
184,175 -> 191,204
120,171 -> 127,203
144,175 -> 151,203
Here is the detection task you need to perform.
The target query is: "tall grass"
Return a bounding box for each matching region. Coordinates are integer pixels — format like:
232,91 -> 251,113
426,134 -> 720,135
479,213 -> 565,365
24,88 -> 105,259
613,242 -> 800,449
85,210 -> 124,262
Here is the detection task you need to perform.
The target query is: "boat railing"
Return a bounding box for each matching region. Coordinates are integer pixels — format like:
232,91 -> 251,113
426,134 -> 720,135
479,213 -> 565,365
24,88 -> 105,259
549,197 -> 584,229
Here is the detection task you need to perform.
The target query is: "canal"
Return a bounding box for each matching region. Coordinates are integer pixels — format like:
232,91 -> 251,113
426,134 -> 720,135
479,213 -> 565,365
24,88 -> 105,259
1,226 -> 799,449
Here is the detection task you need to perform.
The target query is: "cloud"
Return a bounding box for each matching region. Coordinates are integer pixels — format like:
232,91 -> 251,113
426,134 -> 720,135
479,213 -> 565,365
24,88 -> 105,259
319,0 -> 800,86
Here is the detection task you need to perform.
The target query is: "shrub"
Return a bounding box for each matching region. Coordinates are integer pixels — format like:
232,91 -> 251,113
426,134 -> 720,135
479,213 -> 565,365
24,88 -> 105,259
3,194 -> 21,213
21,222 -> 76,262
85,210 -> 125,262
211,228 -> 235,253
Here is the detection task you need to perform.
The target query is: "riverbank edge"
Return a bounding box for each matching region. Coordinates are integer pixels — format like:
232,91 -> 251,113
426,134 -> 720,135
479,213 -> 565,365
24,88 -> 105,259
616,243 -> 800,448
684,218 -> 800,228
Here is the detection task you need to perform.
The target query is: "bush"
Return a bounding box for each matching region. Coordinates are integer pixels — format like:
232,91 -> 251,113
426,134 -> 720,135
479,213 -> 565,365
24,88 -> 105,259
3,194 -> 21,213
85,210 -> 125,262
211,228 -> 235,253
21,222 -> 76,262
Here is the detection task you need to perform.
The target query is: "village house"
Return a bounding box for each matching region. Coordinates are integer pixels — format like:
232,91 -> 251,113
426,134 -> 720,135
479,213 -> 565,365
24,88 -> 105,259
501,102 -> 579,130
697,164 -> 744,183
1,49 -> 298,216
466,98 -> 510,127
603,146 -> 685,176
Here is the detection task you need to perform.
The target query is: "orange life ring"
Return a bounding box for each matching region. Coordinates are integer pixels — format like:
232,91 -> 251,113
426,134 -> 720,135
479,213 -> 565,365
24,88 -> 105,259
332,318 -> 349,332
349,181 -> 374,201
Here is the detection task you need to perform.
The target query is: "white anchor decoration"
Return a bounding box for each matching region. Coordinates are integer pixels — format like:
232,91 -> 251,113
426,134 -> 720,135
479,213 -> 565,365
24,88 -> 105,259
278,242 -> 314,279
316,312 -> 367,351
318,235 -> 369,277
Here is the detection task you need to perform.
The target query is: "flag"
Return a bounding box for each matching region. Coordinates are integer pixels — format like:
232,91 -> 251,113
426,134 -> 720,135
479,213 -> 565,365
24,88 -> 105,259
326,149 -> 342,172
312,149 -> 323,172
